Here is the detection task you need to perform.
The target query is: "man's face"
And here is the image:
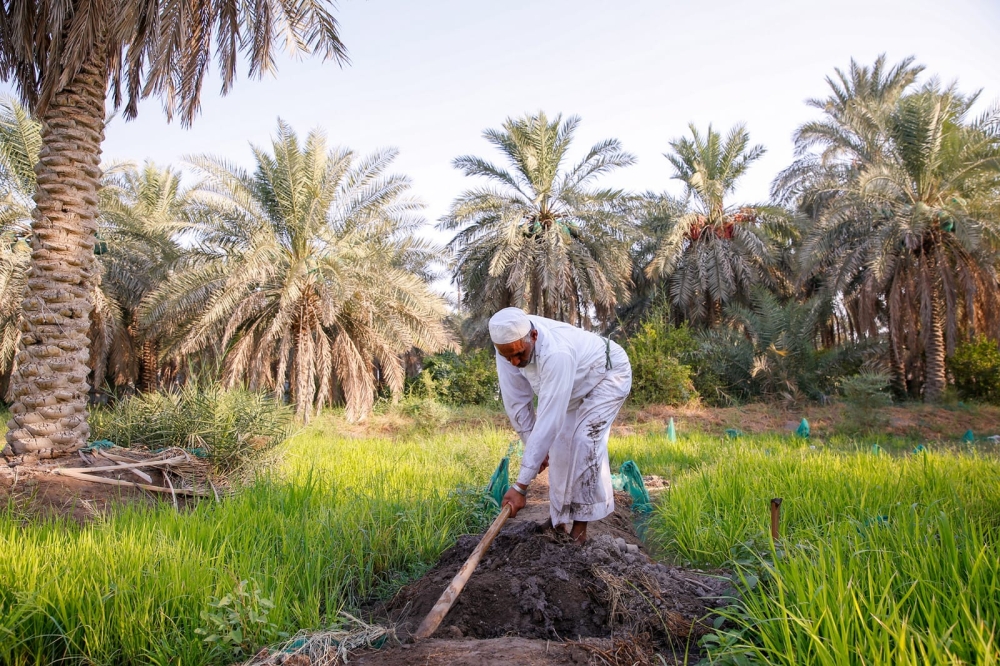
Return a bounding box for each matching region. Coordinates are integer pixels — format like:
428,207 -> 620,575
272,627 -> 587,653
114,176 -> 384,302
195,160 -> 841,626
495,329 -> 537,368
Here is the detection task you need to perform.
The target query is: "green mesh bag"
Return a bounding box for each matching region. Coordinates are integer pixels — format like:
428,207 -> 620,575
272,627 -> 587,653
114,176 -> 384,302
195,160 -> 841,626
615,460 -> 652,514
485,456 -> 510,509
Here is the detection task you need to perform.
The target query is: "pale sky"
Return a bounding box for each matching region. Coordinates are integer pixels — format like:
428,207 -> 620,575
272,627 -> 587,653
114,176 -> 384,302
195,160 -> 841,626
5,0 -> 1000,281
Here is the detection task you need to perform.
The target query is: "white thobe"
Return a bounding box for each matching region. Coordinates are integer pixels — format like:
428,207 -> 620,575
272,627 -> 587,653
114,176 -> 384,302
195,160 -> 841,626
496,315 -> 633,527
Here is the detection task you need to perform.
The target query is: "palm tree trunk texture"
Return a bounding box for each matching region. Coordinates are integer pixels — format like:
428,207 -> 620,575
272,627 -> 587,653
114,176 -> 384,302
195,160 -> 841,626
923,301 -> 947,402
5,54 -> 107,457
888,329 -> 908,397
141,340 -> 159,392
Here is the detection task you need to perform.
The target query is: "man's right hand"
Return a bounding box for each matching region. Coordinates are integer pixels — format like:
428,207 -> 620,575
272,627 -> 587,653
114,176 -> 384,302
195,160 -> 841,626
501,487 -> 527,517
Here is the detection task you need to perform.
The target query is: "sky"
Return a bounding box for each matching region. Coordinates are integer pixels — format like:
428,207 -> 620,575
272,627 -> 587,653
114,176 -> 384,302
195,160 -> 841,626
5,0 -> 1000,270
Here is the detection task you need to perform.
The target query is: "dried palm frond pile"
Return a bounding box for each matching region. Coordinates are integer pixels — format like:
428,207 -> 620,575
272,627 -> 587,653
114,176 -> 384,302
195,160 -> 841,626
570,631 -> 659,666
52,445 -> 222,504
242,613 -> 394,666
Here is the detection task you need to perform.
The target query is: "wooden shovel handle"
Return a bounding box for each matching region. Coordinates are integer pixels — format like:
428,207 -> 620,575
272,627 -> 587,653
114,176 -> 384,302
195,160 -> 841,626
412,503 -> 512,640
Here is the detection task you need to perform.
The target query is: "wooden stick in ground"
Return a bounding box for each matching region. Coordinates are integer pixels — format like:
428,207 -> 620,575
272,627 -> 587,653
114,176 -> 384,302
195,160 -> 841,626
413,503 -> 512,640
51,468 -> 209,496
770,497 -> 783,542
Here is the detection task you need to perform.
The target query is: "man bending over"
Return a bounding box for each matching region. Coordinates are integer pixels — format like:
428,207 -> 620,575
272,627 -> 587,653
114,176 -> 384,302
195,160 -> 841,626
491,307 -> 633,544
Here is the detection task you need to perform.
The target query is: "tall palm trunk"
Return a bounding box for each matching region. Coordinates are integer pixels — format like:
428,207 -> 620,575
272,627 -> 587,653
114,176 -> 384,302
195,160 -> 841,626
5,54 -> 107,457
923,296 -> 947,402
141,340 -> 159,392
888,328 -> 908,397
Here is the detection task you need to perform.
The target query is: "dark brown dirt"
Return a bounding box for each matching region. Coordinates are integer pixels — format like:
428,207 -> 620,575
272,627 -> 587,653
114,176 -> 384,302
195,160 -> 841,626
357,471 -> 730,665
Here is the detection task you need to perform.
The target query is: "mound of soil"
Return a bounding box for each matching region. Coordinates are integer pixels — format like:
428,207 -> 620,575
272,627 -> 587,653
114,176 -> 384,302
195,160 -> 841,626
248,473 -> 732,665
383,509 -> 730,645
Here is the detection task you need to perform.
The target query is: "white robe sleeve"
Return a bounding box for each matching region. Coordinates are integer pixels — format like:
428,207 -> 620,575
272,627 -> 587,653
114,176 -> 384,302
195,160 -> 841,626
497,352 -> 535,443
516,351 -> 575,487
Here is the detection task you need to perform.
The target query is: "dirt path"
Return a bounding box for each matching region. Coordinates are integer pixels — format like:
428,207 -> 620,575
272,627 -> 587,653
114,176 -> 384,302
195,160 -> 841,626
349,636 -> 606,665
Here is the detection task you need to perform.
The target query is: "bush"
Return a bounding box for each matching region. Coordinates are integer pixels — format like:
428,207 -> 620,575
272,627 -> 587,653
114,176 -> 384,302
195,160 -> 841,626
623,309 -> 698,405
91,384 -> 293,476
409,349 -> 499,406
838,370 -> 892,433
949,337 -> 1000,404
695,290 -> 881,406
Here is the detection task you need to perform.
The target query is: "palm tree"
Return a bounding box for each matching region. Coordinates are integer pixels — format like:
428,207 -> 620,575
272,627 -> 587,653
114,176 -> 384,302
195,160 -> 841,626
1,99 -> 194,398
0,99 -> 39,397
645,123 -> 785,327
441,111 -> 636,337
1,0 -> 347,456
785,57 -> 1000,400
142,120 -> 451,422
94,163 -> 190,394
613,192 -> 686,332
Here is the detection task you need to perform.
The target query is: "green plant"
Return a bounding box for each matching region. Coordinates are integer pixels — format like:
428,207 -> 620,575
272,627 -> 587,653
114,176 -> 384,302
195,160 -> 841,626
838,370 -> 893,433
413,349 -> 500,406
90,384 -> 293,477
1,0 -> 348,455
397,383 -> 451,432
782,56 -> 1000,401
623,308 -> 698,405
949,337 -> 1000,404
141,121 -> 451,422
196,580 -> 286,657
644,123 -> 787,327
440,111 -> 636,336
648,441 -> 1000,665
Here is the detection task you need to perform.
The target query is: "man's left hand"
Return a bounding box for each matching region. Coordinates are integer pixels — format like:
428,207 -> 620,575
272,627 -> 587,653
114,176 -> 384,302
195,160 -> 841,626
501,487 -> 526,517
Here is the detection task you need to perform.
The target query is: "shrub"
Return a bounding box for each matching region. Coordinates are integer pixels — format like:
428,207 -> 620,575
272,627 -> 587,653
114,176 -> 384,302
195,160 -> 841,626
623,308 -> 698,405
696,289 -> 881,405
838,370 -> 893,433
410,349 -> 499,406
949,337 -> 1000,404
91,384 -> 293,477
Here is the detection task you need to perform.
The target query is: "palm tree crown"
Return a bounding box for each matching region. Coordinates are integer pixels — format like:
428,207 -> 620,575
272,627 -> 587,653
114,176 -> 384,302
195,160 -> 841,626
646,123 -> 782,326
143,121 -> 451,421
441,111 -> 636,336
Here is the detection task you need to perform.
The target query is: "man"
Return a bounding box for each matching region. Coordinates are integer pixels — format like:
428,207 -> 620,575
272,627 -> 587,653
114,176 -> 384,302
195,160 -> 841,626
491,307 -> 632,544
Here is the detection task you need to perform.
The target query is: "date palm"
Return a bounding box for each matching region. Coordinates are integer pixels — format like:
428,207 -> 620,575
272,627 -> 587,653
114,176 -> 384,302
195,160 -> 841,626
95,162 -> 190,393
645,124 -> 785,327
0,98 -> 36,384
787,57 -> 1000,400
142,121 -> 450,422
441,111 -> 636,337
1,0 -> 347,455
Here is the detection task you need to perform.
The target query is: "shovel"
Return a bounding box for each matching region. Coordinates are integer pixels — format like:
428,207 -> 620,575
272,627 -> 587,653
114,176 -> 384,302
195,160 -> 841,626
412,503 -> 512,640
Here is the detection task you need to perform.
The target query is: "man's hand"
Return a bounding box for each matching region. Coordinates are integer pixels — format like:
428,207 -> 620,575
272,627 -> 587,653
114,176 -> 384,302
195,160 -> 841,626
539,454 -> 549,473
501,487 -> 527,517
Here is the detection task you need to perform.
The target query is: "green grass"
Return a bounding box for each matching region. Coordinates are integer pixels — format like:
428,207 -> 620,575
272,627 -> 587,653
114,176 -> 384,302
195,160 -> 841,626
0,421 -> 511,665
3,411 -> 999,665
633,432 -> 1000,665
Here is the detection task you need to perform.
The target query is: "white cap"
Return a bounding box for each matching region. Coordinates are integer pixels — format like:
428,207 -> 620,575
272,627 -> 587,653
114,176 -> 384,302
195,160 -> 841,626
489,307 -> 531,344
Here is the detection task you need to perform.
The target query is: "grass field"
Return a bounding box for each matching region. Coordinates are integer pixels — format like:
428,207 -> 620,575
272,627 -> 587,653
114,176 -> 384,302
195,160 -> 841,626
614,431 -> 1000,665
2,410 -> 999,665
0,421 -> 511,665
